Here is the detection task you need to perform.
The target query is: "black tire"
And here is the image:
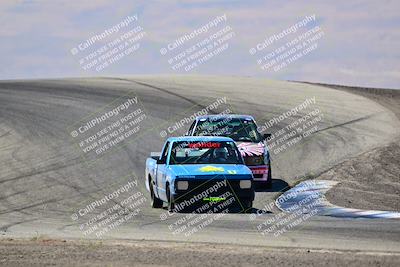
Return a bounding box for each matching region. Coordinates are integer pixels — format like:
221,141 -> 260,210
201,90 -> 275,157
150,178 -> 163,208
166,186 -> 175,212
264,161 -> 273,189
243,200 -> 253,213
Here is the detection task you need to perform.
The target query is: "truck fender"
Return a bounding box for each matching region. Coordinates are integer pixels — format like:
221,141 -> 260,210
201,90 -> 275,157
145,169 -> 151,192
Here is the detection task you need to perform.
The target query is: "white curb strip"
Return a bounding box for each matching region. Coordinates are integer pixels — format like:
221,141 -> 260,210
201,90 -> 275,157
276,180 -> 400,219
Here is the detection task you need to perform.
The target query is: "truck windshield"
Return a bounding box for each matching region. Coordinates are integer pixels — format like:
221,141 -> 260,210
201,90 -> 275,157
193,118 -> 263,143
170,141 -> 243,165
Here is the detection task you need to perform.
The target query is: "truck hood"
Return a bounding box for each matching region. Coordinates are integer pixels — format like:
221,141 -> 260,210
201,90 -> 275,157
169,164 -> 252,177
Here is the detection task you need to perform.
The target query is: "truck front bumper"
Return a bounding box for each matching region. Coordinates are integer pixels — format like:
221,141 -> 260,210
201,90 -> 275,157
172,179 -> 254,210
248,165 -> 269,181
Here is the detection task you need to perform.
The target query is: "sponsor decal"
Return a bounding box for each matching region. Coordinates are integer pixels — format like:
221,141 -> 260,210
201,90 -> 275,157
188,142 -> 221,148
198,165 -> 225,172
237,142 -> 264,156
203,197 -> 226,203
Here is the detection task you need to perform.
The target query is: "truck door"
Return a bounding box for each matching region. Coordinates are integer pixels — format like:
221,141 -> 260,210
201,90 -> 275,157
156,141 -> 170,200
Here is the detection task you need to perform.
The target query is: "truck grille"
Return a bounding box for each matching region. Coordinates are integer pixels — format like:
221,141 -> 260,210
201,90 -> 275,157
173,177 -> 254,212
175,177 -> 253,201
244,155 -> 264,166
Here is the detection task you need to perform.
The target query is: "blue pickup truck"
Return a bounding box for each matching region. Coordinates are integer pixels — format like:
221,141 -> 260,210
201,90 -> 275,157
145,136 -> 255,212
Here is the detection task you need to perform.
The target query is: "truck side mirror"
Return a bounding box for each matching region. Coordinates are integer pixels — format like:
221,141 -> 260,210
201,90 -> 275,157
263,133 -> 272,140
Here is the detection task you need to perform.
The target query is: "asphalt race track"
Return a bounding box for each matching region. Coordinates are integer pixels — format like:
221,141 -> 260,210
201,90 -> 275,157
0,76 -> 399,264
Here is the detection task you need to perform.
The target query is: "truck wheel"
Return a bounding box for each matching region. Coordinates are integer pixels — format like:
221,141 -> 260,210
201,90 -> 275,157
166,186 -> 175,212
242,200 -> 253,213
264,161 -> 272,189
150,179 -> 163,208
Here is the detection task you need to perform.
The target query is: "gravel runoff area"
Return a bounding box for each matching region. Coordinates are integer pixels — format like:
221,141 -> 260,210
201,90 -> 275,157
1,238 -> 399,267
304,83 -> 400,211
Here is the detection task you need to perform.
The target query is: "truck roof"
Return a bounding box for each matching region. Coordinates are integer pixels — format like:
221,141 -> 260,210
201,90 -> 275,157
196,114 -> 255,120
167,136 -> 234,142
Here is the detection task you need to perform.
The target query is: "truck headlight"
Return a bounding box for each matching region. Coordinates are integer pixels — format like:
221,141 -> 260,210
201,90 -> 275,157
239,180 -> 252,189
177,181 -> 189,190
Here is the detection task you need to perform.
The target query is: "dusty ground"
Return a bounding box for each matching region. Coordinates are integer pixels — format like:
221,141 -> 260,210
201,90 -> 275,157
1,238 -> 399,267
322,139 -> 400,211
308,83 -> 400,211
